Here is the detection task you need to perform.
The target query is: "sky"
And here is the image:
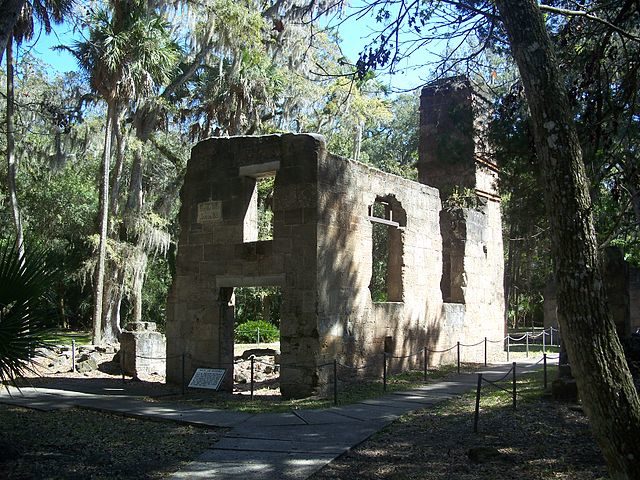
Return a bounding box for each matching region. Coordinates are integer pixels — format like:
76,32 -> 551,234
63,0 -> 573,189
24,23 -> 82,74
23,5 -> 434,92
324,8 -> 428,92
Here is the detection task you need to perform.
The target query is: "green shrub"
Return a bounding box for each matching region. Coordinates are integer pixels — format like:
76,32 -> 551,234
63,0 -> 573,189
234,320 -> 279,344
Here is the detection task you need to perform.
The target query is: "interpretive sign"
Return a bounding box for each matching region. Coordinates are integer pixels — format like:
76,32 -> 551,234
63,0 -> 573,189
188,368 -> 227,390
197,201 -> 222,223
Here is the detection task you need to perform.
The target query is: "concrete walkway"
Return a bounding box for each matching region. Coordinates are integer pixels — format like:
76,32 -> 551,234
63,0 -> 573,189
0,359 -> 541,479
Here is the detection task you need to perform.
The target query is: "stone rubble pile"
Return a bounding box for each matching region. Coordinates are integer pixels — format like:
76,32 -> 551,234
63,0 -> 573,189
233,348 -> 280,385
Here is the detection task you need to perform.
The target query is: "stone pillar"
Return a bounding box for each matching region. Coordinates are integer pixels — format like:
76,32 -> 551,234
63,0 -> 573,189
120,322 -> 166,378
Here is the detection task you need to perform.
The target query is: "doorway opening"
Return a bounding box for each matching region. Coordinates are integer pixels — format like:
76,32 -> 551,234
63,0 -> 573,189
232,285 -> 282,396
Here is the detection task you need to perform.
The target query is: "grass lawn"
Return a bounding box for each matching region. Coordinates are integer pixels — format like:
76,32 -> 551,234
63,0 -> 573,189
42,329 -> 92,346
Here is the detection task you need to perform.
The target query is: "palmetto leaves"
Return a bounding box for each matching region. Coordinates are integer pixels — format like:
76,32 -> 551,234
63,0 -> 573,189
68,3 -> 180,104
0,241 -> 58,385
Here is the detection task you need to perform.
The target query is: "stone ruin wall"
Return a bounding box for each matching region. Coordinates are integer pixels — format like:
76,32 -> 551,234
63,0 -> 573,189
166,134 -> 322,396
316,152 -> 504,376
166,77 -> 505,398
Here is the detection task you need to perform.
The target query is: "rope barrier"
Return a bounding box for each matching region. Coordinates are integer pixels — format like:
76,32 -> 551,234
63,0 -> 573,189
483,367 -> 514,384
426,344 -> 458,353
387,349 -> 423,359
507,334 -> 528,342
482,378 -> 513,395
459,340 -> 484,347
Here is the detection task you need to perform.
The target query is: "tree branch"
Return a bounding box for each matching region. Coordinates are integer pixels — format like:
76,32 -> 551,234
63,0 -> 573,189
539,4 -> 640,42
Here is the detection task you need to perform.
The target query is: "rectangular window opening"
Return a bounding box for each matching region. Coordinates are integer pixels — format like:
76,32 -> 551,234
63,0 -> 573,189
369,198 -> 404,303
243,175 -> 275,242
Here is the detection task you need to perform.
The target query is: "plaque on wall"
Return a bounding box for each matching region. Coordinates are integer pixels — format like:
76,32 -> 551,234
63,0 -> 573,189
197,201 -> 222,223
188,368 -> 227,390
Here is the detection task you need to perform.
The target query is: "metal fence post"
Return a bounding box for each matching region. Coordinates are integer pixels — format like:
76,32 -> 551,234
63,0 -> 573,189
257,327 -> 260,344
333,359 -> 338,406
526,332 -> 529,357
550,327 -> 554,346
181,353 -> 185,395
423,347 -> 428,381
474,374 -> 483,433
543,353 -> 548,390
484,337 -> 487,367
71,339 -> 76,373
512,362 -> 517,410
543,329 -> 546,353
250,355 -> 255,400
121,346 -> 125,384
457,341 -> 461,374
507,335 -> 510,362
383,352 -> 388,392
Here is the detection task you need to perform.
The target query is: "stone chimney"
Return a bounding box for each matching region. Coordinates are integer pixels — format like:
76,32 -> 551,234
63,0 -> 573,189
418,76 -> 499,200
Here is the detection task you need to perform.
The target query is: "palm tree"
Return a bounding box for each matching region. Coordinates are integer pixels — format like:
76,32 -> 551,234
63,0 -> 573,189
5,0 -> 72,262
68,1 -> 178,344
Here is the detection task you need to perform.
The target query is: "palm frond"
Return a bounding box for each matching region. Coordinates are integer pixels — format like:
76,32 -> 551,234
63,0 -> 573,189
0,240 -> 59,386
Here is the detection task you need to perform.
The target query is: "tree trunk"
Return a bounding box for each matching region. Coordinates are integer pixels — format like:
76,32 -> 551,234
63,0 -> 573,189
0,0 -> 25,65
131,249 -> 147,323
352,121 -> 363,161
109,111 -> 126,218
495,1 -> 640,477
5,35 -> 24,262
92,101 -> 117,345
125,145 -> 143,216
101,260 -> 125,344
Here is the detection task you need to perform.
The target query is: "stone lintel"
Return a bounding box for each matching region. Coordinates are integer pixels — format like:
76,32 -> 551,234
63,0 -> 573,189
239,161 -> 281,178
215,274 -> 286,288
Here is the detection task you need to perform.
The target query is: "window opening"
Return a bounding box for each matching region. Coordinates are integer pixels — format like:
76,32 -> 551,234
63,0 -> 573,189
257,177 -> 274,240
369,197 -> 405,302
243,175 -> 275,242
